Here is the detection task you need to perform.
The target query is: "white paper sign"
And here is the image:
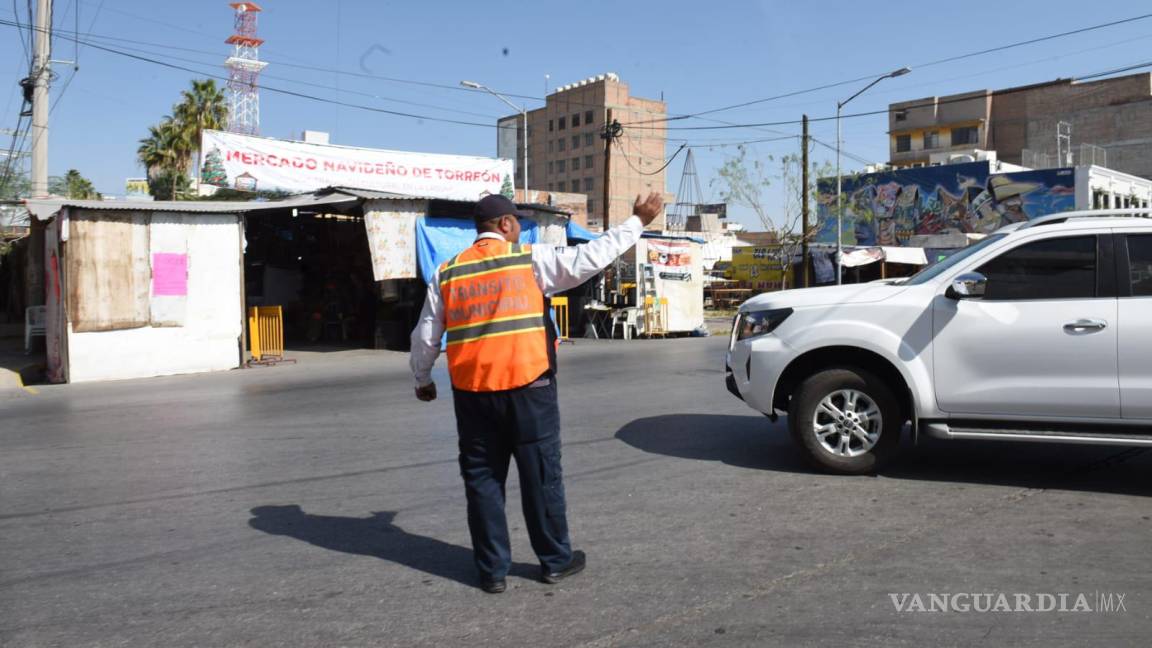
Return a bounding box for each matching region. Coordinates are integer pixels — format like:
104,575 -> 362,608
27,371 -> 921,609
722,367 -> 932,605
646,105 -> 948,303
200,130 -> 514,200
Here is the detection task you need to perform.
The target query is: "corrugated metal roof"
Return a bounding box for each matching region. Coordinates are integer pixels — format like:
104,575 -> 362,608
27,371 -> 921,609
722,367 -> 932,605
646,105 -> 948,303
24,191 -> 364,221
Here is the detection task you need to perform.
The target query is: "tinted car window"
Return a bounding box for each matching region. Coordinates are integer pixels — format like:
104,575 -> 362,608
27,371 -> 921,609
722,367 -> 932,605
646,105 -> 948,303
1128,234 -> 1152,296
977,236 -> 1096,301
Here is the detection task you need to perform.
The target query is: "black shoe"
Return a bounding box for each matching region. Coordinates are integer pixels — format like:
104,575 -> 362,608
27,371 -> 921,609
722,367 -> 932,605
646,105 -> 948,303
541,550 -> 586,584
480,578 -> 506,594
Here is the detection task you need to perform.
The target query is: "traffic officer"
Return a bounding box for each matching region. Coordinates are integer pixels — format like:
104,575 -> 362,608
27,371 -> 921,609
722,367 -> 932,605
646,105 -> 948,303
410,192 -> 663,593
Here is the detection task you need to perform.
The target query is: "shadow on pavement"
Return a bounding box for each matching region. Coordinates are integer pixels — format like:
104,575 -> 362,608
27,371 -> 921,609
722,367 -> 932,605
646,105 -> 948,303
248,505 -> 539,588
616,414 -> 1152,496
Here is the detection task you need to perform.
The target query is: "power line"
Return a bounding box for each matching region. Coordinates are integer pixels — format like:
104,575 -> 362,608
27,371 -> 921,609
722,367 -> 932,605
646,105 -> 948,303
612,138 -> 686,176
0,18 -> 520,131
625,12 -> 1152,127
622,57 -> 1152,131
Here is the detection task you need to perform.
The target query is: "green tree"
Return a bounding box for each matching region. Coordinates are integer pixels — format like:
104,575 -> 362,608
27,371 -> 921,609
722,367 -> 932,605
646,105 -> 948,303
712,144 -> 834,290
500,174 -> 514,198
175,79 -> 228,185
49,169 -> 101,199
0,167 -> 30,200
137,79 -> 228,200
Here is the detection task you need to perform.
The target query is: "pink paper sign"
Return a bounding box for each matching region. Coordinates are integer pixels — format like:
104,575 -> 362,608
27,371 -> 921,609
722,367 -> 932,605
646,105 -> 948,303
152,253 -> 188,297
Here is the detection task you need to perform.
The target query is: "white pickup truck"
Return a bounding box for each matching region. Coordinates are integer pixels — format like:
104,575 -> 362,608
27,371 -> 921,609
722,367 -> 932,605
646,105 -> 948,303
725,210 -> 1152,474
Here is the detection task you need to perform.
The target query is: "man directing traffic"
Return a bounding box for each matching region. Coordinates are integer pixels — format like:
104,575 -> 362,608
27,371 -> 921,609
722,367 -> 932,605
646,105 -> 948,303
410,192 -> 664,593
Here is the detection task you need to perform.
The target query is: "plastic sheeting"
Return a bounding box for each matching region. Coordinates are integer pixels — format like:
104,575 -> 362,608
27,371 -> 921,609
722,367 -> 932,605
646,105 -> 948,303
415,216 -> 539,283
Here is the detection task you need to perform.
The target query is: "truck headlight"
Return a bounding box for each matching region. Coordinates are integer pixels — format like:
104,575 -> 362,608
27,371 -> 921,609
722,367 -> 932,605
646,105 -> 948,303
735,308 -> 793,341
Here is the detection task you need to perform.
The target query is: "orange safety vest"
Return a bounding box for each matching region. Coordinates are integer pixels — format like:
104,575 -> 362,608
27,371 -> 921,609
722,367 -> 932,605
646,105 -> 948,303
439,239 -> 551,392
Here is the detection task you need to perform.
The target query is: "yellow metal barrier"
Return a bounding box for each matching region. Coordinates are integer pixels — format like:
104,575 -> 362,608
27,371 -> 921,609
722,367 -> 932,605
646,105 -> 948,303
248,306 -> 294,366
551,296 -> 571,341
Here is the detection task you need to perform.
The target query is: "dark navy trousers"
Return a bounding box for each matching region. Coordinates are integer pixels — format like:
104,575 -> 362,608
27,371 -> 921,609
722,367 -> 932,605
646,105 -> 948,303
452,375 -> 572,580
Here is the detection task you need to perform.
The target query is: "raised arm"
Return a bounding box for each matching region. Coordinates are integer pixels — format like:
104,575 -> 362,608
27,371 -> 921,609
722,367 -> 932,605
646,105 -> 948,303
532,192 -> 664,294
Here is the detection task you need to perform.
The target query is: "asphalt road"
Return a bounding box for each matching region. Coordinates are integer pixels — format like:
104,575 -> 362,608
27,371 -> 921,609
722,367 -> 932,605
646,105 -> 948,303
2,338 -> 1151,647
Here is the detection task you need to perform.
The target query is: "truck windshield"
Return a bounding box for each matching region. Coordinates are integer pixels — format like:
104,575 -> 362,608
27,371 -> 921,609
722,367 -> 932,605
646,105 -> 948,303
902,234 -> 1007,286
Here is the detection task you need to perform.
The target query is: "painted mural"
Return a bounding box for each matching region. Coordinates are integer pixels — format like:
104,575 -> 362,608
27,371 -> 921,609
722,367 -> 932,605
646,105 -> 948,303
815,162 -> 1077,246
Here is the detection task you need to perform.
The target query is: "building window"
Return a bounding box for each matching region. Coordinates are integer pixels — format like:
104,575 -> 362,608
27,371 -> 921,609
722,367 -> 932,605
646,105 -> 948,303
584,154 -> 594,168
572,113 -> 580,127
571,157 -> 580,171
894,110 -> 907,122
923,131 -> 939,149
584,133 -> 594,147
549,120 -> 554,132
548,140 -> 553,153
895,134 -> 911,153
572,135 -> 580,149
567,180 -> 577,192
547,161 -> 554,175
556,159 -> 565,173
951,126 -> 979,146
585,110 -> 594,124
587,199 -> 594,214
584,177 -> 594,191
558,138 -> 565,152
558,116 -> 566,130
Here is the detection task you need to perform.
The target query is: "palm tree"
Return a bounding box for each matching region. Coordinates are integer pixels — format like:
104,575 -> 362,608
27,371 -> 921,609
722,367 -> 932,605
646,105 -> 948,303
175,79 -> 228,187
49,169 -> 100,199
138,118 -> 191,200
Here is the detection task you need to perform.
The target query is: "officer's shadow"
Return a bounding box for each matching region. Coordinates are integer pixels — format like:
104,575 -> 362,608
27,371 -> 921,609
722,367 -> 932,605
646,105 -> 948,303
248,505 -> 539,587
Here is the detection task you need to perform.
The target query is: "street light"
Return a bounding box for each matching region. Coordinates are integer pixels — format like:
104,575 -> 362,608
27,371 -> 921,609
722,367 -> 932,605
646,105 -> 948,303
462,80 -> 528,200
835,66 -> 911,285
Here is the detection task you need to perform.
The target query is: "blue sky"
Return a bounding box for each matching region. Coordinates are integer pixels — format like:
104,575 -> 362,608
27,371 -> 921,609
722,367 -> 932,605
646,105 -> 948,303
3,0 -> 1152,229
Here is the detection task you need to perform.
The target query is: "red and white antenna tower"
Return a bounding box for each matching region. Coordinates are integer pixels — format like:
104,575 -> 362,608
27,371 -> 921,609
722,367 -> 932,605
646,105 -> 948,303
224,2 -> 268,135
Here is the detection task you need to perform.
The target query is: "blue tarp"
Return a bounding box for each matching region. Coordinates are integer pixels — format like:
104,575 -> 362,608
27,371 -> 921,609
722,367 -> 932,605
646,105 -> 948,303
566,220 -> 601,243
415,216 -> 539,283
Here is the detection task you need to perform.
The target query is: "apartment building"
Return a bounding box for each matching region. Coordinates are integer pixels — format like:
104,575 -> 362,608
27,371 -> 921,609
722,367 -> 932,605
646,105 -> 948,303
498,73 -> 668,231
887,72 -> 1152,178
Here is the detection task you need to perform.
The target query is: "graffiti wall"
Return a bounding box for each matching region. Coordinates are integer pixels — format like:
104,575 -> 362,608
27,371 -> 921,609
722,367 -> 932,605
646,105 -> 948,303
815,162 -> 1076,246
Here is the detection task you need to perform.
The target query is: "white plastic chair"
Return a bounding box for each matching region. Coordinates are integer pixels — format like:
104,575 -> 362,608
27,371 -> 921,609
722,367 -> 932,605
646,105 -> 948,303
611,307 -> 640,340
25,305 -> 46,354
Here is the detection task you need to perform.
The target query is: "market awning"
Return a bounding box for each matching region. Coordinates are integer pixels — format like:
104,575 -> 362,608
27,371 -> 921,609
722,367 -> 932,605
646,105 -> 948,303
840,246 -> 928,267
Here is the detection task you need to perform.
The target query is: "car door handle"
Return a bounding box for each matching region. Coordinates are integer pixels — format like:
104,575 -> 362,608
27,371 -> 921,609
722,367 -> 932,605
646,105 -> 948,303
1064,319 -> 1108,332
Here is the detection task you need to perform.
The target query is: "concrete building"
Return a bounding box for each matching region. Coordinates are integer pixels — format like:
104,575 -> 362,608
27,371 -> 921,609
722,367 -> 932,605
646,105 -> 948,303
498,73 -> 668,231
887,72 -> 1152,178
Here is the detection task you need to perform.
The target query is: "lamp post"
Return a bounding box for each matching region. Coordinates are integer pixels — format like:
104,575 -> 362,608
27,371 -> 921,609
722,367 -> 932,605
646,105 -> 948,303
462,80 -> 528,199
835,66 -> 911,285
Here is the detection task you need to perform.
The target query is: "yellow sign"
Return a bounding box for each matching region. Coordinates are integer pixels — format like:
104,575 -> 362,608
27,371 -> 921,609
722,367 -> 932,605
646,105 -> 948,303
730,247 -> 787,289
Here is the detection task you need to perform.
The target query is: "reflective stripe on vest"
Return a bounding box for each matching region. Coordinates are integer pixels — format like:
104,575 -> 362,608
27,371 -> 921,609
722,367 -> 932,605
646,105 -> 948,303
439,239 -> 550,392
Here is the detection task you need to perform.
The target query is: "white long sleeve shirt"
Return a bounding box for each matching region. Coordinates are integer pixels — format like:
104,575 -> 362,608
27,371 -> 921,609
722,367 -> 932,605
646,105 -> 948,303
409,215 -> 645,387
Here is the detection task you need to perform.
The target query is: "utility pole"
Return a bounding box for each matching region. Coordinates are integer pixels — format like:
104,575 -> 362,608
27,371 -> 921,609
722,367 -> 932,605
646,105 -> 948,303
30,0 -> 51,197
600,109 -> 620,233
801,114 -> 810,288
25,0 -> 52,312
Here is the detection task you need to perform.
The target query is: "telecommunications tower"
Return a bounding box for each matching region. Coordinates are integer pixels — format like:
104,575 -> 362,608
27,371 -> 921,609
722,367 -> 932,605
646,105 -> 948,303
224,2 -> 267,135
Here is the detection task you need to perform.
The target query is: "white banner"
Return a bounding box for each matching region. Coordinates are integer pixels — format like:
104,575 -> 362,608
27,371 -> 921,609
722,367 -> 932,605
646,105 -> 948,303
199,130 -> 515,201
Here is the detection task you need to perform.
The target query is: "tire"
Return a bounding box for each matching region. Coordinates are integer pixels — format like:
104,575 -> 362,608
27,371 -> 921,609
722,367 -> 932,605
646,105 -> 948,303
789,367 -> 902,475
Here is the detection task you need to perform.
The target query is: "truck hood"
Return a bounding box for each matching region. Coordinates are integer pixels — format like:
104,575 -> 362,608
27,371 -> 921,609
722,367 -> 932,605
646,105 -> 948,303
740,282 -> 907,310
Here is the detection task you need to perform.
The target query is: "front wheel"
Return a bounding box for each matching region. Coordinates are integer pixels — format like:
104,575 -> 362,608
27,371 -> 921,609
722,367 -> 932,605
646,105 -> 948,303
789,368 -> 901,474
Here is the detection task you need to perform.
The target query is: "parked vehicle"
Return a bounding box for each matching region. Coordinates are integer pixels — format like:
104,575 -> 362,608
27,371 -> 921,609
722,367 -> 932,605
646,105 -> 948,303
725,210 -> 1152,474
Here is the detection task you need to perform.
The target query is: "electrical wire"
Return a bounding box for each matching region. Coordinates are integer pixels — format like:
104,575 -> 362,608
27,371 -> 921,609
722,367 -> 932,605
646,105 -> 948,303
0,18 -> 518,131
625,12 -> 1152,127
622,58 -> 1152,131
612,138 -> 686,176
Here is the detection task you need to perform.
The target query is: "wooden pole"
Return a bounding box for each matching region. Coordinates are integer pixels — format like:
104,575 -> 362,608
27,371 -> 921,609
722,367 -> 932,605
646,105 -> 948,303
801,114 -> 810,288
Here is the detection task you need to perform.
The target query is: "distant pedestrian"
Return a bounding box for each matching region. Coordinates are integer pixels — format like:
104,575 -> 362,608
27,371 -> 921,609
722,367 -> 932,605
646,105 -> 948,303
410,192 -> 663,593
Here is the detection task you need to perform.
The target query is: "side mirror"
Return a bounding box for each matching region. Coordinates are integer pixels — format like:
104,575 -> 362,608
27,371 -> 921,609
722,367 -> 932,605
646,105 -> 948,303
946,272 -> 987,300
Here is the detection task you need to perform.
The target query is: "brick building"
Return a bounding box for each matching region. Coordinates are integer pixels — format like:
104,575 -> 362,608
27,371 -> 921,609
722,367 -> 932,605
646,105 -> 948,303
498,73 -> 668,231
887,72 -> 1152,179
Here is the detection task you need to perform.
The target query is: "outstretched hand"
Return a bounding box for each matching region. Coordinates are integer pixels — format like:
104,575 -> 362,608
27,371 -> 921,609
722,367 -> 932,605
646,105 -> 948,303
632,192 -> 664,227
